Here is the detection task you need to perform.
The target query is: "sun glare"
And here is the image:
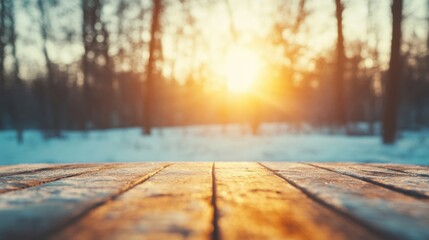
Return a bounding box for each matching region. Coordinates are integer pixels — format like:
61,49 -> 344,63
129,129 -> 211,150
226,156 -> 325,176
224,46 -> 261,93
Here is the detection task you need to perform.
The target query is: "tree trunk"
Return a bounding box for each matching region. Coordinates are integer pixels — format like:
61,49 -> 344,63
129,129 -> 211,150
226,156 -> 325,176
426,0 -> 429,82
335,0 -> 346,126
81,0 -> 111,130
81,0 -> 97,131
10,0 -> 23,143
0,0 -> 6,130
382,0 -> 403,144
142,0 -> 162,135
81,0 -> 89,131
367,0 -> 378,135
38,0 -> 62,138
100,23 -> 113,129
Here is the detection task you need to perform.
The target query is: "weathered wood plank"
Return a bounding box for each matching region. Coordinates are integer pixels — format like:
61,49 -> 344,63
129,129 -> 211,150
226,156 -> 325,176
53,163 -> 213,240
262,162 -> 429,240
0,164 -> 113,193
0,164 -> 67,177
0,163 -> 167,239
371,163 -> 429,177
215,162 -> 379,240
311,163 -> 429,199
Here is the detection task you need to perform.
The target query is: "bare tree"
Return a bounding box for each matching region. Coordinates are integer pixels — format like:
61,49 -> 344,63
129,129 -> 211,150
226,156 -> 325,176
0,0 -> 6,130
81,0 -> 113,129
116,0 -> 127,70
366,0 -> 380,135
37,0 -> 62,138
142,0 -> 162,135
99,22 -> 114,129
383,0 -> 403,144
81,0 -> 98,130
427,0 -> 429,79
9,0 -> 23,143
334,0 -> 346,126
0,0 -> 23,142
293,0 -> 307,34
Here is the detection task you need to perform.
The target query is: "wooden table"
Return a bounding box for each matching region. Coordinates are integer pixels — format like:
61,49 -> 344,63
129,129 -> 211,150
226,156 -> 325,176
0,162 -> 428,240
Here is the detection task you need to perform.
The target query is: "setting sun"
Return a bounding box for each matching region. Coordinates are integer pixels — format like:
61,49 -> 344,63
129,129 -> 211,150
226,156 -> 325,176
224,46 -> 261,93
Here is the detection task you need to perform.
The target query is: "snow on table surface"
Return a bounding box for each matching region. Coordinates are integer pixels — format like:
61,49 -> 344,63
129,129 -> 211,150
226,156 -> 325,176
0,123 -> 428,165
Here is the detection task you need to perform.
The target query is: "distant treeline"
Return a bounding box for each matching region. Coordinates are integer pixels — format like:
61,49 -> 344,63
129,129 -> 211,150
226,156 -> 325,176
0,0 -> 428,144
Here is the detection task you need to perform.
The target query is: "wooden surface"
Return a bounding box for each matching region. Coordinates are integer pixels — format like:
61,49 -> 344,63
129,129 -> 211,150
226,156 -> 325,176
0,163 -> 428,240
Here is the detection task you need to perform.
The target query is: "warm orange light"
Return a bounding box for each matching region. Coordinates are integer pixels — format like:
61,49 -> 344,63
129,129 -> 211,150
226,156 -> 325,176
224,46 -> 261,93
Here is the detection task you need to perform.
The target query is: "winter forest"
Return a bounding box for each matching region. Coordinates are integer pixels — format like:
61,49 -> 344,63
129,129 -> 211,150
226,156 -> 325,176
0,0 -> 429,164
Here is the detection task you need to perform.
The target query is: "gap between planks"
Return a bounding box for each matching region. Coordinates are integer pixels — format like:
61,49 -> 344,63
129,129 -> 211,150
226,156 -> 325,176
51,163 -> 214,240
308,163 -> 429,200
0,164 -> 98,178
373,164 -> 429,178
211,163 -> 220,240
3,162 -> 426,239
258,162 -> 401,240
0,164 -> 117,194
44,163 -> 172,239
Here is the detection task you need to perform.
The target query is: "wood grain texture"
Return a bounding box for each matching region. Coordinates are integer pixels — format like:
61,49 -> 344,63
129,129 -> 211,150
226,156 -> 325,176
262,162 -> 429,240
311,163 -> 429,199
0,163 -> 167,239
0,164 -> 67,177
215,162 -> 379,240
371,163 -> 429,177
0,164 -> 112,193
0,162 -> 427,240
53,163 -> 213,240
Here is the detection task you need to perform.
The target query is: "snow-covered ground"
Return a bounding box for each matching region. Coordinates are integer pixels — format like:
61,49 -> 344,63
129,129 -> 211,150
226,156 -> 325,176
0,123 -> 428,165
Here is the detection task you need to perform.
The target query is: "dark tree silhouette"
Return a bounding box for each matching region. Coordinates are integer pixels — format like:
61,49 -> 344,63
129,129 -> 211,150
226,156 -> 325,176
81,0 -> 101,130
383,0 -> 403,144
427,0 -> 429,78
335,0 -> 346,126
366,0 -> 380,135
9,0 -> 23,143
142,0 -> 162,135
81,0 -> 92,130
37,0 -> 62,138
81,0 -> 113,130
0,0 -> 23,142
0,0 -> 6,130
